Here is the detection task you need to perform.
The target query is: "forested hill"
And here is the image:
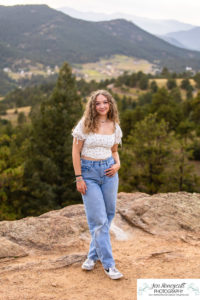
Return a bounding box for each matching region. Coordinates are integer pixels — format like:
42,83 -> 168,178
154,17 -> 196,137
1,4 -> 200,72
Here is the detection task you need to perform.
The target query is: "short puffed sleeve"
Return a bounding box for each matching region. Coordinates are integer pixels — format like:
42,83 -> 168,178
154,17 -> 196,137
114,123 -> 123,148
71,118 -> 87,144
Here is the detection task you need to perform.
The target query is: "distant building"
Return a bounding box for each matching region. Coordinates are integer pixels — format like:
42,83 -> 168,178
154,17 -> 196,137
186,66 -> 193,71
185,66 -> 196,75
3,67 -> 11,73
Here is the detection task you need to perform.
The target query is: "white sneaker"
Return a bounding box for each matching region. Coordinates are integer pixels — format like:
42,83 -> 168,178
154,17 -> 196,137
104,266 -> 123,279
82,258 -> 96,270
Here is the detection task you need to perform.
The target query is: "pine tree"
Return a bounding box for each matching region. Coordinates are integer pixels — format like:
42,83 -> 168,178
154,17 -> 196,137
150,87 -> 182,131
167,78 -> 177,90
173,120 -> 199,191
23,62 -> 83,216
193,72 -> 200,89
150,80 -> 158,93
120,113 -> 175,194
0,124 -> 28,220
120,113 -> 199,193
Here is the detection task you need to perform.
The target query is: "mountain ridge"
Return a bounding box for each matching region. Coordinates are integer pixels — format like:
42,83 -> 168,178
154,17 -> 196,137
164,27 -> 200,51
57,6 -> 195,35
0,4 -> 200,72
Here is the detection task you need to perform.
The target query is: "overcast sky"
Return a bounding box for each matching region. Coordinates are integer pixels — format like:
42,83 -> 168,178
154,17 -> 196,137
1,0 -> 200,26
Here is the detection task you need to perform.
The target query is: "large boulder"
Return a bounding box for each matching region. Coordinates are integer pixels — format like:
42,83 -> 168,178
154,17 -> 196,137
117,191 -> 200,245
0,191 -> 200,260
0,204 -> 88,257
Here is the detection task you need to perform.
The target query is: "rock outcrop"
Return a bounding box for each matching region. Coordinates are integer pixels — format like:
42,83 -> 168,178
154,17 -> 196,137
117,191 -> 200,245
0,204 -> 88,259
0,192 -> 200,260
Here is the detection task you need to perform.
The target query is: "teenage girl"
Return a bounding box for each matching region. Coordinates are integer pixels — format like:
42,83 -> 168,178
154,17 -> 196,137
72,90 -> 123,280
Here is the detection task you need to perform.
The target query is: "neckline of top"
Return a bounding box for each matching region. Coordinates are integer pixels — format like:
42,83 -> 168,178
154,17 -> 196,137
93,132 -> 115,136
93,123 -> 117,136
81,119 -> 118,135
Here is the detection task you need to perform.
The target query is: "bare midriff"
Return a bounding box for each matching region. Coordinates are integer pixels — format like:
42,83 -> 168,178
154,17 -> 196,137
81,155 -> 109,161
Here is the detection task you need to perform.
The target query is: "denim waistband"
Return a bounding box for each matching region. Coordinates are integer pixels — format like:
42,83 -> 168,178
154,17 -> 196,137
80,156 -> 114,165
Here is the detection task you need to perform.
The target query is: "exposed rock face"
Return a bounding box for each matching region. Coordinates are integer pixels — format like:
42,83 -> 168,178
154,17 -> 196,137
117,192 -> 200,245
0,192 -> 200,260
0,204 -> 88,258
0,237 -> 27,259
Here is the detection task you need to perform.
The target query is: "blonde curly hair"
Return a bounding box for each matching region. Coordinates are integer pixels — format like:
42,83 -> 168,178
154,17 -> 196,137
79,89 -> 120,134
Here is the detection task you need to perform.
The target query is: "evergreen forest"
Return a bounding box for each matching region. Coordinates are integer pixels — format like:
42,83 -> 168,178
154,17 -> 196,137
1,62 -> 200,220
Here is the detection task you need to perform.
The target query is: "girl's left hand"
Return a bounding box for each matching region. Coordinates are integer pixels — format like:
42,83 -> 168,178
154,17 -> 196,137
105,163 -> 120,177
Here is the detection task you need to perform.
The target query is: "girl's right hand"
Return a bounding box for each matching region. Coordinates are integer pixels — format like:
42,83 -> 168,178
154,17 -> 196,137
76,178 -> 87,195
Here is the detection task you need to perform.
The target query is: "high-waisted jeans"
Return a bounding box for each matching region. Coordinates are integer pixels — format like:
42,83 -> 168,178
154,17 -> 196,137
80,155 -> 119,269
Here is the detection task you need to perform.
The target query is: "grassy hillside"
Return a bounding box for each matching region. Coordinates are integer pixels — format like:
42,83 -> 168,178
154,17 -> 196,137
73,55 -> 154,81
0,106 -> 31,126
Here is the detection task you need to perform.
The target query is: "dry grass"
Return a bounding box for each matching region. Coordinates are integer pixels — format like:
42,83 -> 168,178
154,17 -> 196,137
73,55 -> 154,82
0,106 -> 31,125
149,78 -> 197,88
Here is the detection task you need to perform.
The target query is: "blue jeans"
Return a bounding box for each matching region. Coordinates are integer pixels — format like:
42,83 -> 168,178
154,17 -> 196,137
80,155 -> 119,269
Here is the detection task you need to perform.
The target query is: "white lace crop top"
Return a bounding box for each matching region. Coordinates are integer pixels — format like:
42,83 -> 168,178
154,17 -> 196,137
71,118 -> 123,159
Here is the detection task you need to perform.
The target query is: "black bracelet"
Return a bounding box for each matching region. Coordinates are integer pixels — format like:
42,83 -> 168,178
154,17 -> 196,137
75,175 -> 82,177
